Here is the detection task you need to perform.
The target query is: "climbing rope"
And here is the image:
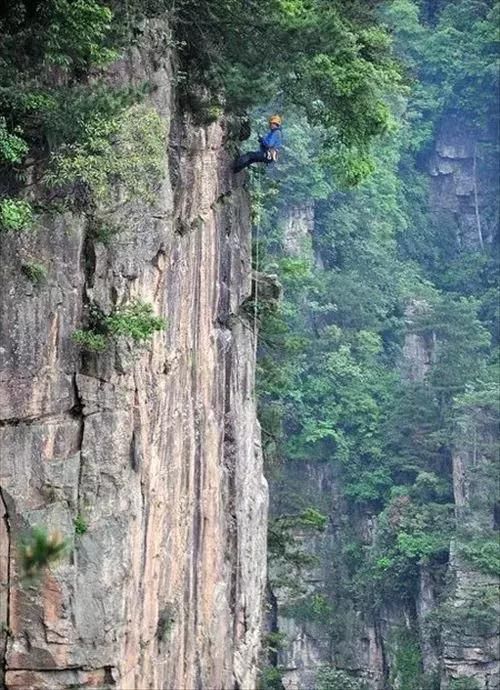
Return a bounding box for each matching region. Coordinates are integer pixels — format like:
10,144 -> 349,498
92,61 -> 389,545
252,167 -> 264,362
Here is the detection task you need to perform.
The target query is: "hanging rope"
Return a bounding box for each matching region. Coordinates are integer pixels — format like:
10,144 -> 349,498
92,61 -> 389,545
252,167 -> 264,361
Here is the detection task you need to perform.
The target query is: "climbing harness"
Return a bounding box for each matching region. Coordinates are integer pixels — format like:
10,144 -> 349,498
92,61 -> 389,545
265,148 -> 279,163
258,132 -> 280,164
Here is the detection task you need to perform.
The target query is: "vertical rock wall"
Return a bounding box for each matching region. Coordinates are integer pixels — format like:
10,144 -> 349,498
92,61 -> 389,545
0,24 -> 268,690
429,118 -> 499,250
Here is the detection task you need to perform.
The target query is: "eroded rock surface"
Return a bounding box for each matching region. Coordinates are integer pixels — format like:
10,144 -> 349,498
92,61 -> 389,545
0,25 -> 267,690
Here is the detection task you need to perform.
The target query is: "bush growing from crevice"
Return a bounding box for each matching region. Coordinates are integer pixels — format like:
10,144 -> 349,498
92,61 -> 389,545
0,199 -> 33,232
186,88 -> 224,126
156,603 -> 175,642
262,631 -> 287,655
282,593 -> 333,625
72,328 -> 109,352
19,527 -> 67,579
74,514 -> 88,535
72,300 -> 166,352
316,667 -> 367,690
21,261 -> 48,285
106,300 -> 166,343
46,104 -> 166,204
88,217 -> 120,246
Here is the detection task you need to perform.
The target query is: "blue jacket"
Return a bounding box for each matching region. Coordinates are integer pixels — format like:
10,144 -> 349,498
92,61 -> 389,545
260,126 -> 283,151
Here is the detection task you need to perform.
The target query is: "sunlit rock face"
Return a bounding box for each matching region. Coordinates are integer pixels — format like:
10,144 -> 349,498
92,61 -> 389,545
0,22 -> 267,690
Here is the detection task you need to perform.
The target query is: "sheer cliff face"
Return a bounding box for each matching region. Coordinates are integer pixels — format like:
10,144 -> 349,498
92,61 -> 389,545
429,118 -> 498,250
0,28 -> 268,690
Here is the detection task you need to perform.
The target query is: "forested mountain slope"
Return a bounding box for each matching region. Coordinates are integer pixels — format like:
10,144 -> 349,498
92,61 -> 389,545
257,2 -> 499,689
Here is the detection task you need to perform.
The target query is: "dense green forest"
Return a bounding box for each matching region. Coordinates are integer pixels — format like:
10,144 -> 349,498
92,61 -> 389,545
255,1 -> 499,688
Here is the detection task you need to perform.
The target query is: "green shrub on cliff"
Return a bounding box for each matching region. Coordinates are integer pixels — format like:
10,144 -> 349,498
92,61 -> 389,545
21,261 -> 48,285
0,199 -> 33,232
19,527 -> 68,579
316,667 -> 367,690
0,117 -> 28,164
72,328 -> 108,353
47,104 -> 166,204
74,514 -> 88,535
106,300 -> 166,343
72,300 -> 166,352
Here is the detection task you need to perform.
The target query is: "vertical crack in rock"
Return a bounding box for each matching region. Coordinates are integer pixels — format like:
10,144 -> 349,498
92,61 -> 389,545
72,373 -> 86,607
82,220 -> 97,292
0,487 -> 11,687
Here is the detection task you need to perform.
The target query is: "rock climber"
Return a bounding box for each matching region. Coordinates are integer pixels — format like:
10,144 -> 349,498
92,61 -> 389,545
233,114 -> 283,173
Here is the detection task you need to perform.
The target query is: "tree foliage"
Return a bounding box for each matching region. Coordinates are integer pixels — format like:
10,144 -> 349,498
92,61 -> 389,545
72,300 -> 166,352
259,0 -> 499,677
142,0 -> 403,183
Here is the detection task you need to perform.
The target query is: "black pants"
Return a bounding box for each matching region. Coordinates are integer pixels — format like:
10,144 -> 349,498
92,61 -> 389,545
233,149 -> 268,173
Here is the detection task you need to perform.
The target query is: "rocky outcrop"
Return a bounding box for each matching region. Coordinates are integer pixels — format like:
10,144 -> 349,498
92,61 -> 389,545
402,300 -> 435,382
429,118 -> 498,250
282,205 -> 314,258
0,23 -> 267,690
441,547 -> 499,690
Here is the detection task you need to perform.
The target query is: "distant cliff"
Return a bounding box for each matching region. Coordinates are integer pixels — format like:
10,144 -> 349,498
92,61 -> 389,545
266,110 -> 499,690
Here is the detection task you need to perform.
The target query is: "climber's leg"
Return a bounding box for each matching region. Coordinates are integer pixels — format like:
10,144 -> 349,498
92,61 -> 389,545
233,150 -> 267,173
